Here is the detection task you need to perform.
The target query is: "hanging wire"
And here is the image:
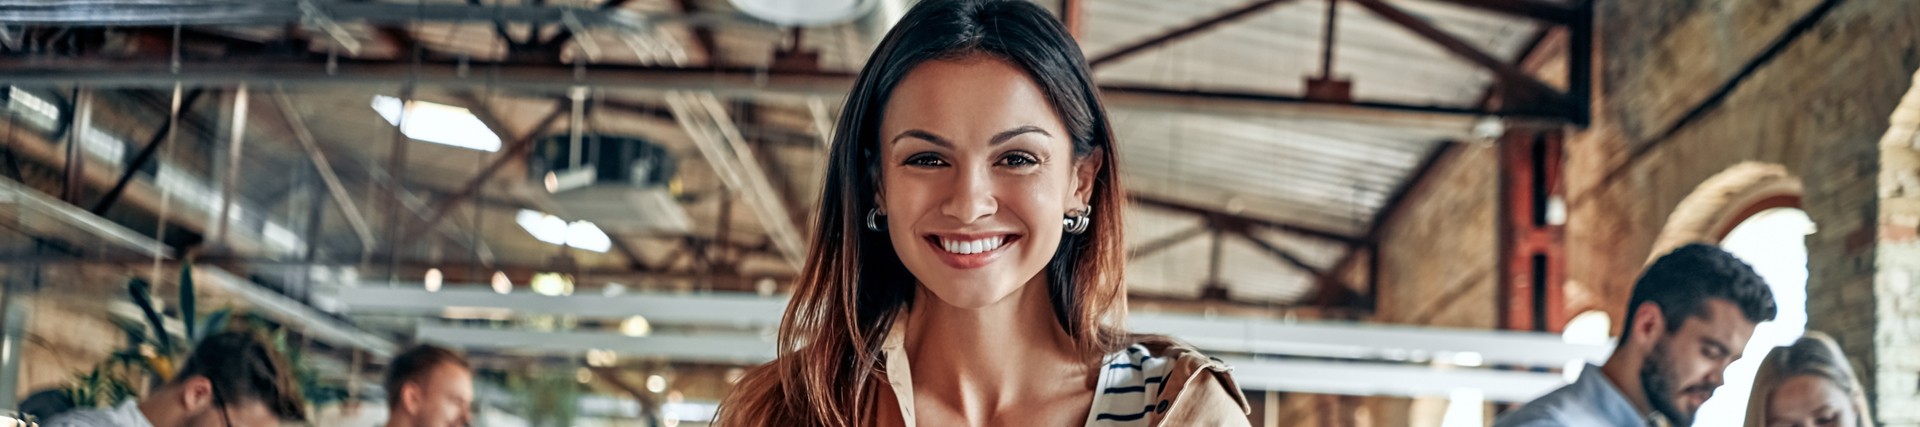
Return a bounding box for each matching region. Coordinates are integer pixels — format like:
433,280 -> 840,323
153,82 -> 181,284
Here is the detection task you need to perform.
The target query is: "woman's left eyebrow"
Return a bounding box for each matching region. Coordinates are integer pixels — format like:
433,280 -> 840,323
990,125 -> 1050,146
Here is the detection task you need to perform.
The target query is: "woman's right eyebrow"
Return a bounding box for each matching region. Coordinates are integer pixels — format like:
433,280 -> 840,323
891,129 -> 952,147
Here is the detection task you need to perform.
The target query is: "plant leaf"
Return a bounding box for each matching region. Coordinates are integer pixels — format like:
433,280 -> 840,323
125,278 -> 173,353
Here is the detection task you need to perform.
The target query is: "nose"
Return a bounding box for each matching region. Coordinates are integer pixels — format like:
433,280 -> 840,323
938,164 -> 997,223
1703,368 -> 1727,390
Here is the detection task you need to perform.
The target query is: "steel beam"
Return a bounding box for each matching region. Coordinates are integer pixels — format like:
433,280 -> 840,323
0,1 -> 746,29
397,99 -> 570,245
1425,0 -> 1578,24
1129,193 -> 1362,245
0,57 -> 1563,123
1088,0 -> 1299,68
1128,224 -> 1209,260
1348,0 -> 1570,118
92,88 -> 205,215
270,87 -> 377,256
667,91 -> 806,268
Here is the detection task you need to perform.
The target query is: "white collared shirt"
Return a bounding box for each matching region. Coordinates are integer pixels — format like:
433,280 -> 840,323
44,399 -> 155,427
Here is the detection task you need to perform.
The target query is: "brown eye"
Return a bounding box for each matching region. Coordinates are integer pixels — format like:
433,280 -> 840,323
999,152 -> 1039,167
905,153 -> 947,167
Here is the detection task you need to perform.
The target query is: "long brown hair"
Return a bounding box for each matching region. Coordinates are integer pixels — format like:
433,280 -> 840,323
714,0 -> 1129,425
1743,331 -> 1873,427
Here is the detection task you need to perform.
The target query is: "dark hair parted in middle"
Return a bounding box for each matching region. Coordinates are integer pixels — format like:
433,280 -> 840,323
717,1 -> 1130,425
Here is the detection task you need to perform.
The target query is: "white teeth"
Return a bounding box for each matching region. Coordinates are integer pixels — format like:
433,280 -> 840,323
939,236 -> 1005,255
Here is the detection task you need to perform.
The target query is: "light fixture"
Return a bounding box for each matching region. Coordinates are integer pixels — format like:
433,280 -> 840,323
423,268 -> 444,292
646,374 -> 667,393
515,209 -> 612,253
530,272 -> 575,296
586,349 -> 618,367
491,271 -> 512,294
370,95 -> 502,152
620,316 -> 652,337
729,0 -> 878,26
576,367 -> 593,384
755,278 -> 778,297
565,220 -> 612,253
516,210 -> 569,245
1448,352 -> 1485,368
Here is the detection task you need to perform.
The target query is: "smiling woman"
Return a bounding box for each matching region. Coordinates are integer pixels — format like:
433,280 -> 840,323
712,0 -> 1249,426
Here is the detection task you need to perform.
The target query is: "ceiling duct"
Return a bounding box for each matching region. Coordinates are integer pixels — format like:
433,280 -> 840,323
527,133 -> 691,234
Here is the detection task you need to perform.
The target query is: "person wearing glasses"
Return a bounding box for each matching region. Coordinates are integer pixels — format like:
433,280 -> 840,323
46,331 -> 306,427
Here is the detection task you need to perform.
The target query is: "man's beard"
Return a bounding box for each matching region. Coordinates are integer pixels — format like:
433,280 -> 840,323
1640,339 -> 1716,426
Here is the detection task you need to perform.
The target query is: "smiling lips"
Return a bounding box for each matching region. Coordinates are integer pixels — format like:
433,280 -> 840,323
924,233 -> 1022,269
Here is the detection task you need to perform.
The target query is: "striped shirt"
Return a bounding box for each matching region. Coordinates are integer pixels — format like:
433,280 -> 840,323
1083,344 -> 1177,425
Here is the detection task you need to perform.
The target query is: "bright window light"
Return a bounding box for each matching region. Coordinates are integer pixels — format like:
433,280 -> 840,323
566,220 -> 613,253
370,95 -> 502,152
515,209 -> 570,245
515,209 -> 612,253
1695,207 -> 1813,427
1439,388 -> 1485,427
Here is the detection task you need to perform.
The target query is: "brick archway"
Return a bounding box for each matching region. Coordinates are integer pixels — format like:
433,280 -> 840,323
1648,162 -> 1804,262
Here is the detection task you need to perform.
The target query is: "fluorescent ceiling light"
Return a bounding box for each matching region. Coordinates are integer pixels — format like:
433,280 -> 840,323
491,271 -> 512,294
565,220 -> 613,253
531,272 -> 574,296
370,95 -> 502,152
729,0 -> 876,26
515,209 -> 612,253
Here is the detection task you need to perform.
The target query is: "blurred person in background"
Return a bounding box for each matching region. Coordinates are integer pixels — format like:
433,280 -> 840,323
382,344 -> 473,427
1744,331 -> 1872,427
45,331 -> 306,427
1496,244 -> 1778,427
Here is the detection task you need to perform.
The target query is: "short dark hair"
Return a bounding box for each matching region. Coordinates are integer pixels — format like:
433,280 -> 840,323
1620,243 -> 1778,344
384,344 -> 469,405
171,331 -> 306,421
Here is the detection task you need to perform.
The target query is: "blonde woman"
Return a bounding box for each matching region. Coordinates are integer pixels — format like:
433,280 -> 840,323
1745,331 -> 1873,427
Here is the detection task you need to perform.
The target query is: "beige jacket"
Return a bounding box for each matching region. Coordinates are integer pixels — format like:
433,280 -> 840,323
880,318 -> 1251,426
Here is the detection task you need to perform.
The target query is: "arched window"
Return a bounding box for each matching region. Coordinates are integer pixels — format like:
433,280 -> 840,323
1692,207 -> 1813,427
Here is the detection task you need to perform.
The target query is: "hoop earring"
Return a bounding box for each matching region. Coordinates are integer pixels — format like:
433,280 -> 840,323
866,209 -> 885,232
1063,207 -> 1092,235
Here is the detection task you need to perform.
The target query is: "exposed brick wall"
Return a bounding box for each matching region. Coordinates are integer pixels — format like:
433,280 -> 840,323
1568,0 -> 1920,424
1368,144 -> 1500,329
1326,141 -> 1501,425
1874,68 -> 1920,424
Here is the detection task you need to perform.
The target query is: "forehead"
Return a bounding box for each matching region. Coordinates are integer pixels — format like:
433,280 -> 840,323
1674,299 -> 1756,341
421,363 -> 473,388
880,56 -> 1062,136
1769,374 -> 1846,414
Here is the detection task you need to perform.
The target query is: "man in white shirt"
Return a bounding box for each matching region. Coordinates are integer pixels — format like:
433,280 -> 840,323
45,331 -> 306,427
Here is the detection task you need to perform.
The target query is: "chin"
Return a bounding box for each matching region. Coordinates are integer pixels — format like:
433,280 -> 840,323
918,275 -> 1024,309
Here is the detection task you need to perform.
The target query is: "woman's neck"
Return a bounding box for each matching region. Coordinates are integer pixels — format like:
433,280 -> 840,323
901,274 -> 1090,417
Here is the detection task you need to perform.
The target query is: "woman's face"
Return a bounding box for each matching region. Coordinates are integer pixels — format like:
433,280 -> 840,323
876,55 -> 1097,309
1765,374 -> 1856,427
